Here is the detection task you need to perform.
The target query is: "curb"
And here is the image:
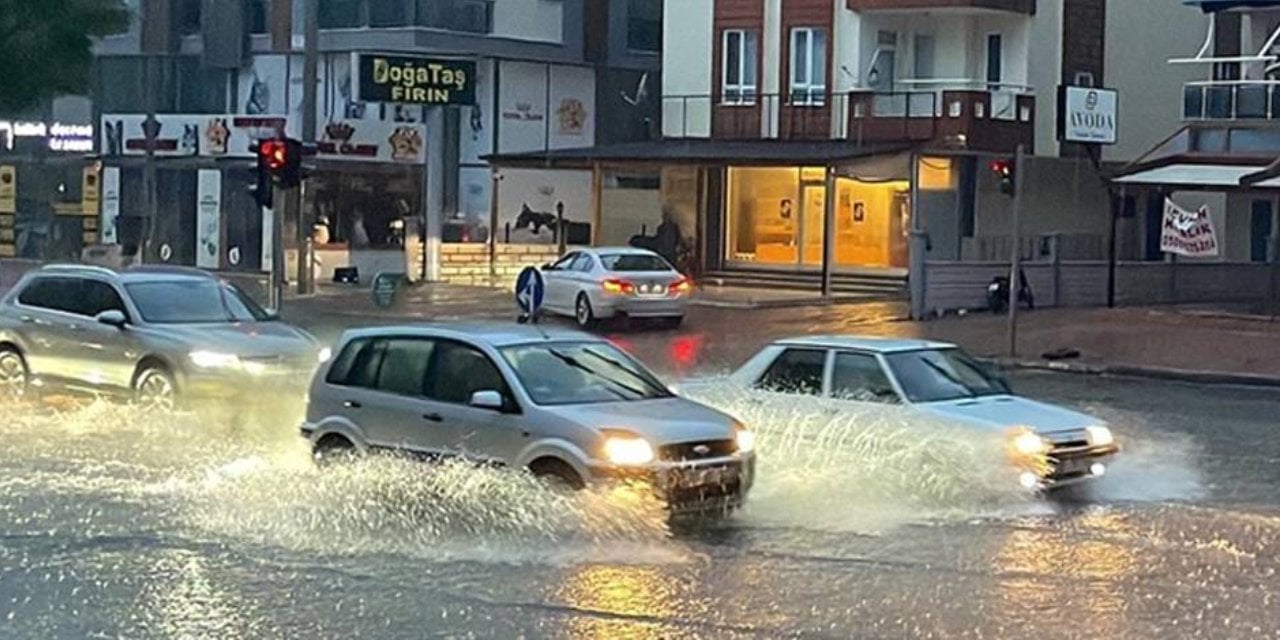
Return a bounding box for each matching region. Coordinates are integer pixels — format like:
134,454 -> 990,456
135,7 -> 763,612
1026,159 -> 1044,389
690,294 -> 896,310
985,357 -> 1280,388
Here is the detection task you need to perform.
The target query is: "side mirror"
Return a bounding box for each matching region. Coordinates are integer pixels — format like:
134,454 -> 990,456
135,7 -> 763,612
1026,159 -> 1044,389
95,310 -> 127,329
469,390 -> 505,411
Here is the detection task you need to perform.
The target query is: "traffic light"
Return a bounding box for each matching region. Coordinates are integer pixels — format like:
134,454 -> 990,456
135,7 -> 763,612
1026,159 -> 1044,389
989,158 -> 1015,196
248,138 -> 276,209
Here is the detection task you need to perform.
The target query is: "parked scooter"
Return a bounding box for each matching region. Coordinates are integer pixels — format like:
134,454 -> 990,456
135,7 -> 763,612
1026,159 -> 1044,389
987,269 -> 1035,313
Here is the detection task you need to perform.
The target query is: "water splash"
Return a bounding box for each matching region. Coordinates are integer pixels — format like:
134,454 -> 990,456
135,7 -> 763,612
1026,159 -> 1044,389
684,381 -> 1032,533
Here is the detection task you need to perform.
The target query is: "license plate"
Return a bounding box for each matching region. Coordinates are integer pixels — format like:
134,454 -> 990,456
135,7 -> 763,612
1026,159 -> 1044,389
676,466 -> 736,489
1055,457 -> 1091,475
637,281 -> 666,295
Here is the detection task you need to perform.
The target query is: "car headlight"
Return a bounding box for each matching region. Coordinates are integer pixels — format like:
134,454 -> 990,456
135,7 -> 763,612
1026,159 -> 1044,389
735,425 -> 756,454
189,350 -> 242,369
1012,431 -> 1049,456
318,347 -> 333,363
1085,426 -> 1114,447
602,433 -> 655,466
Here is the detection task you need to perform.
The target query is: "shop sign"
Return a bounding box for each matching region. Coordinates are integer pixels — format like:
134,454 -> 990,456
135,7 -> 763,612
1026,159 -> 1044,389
196,170 -> 222,269
1057,86 -> 1118,145
1161,198 -> 1219,258
81,166 -> 99,216
101,167 -> 120,244
318,120 -> 426,164
0,165 -> 14,214
101,114 -> 289,157
0,121 -> 94,152
356,53 -> 476,106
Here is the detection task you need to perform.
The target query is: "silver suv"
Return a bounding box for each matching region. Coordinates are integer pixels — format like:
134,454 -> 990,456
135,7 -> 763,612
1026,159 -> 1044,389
0,264 -> 323,409
302,324 -> 756,513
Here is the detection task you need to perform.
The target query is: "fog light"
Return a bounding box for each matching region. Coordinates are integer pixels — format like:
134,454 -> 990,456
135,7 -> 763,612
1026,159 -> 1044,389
1019,471 -> 1040,489
1090,462 -> 1106,477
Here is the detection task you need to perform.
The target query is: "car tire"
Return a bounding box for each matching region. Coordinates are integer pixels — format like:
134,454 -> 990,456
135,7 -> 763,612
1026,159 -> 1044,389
529,458 -> 585,491
313,435 -> 357,466
133,365 -> 178,412
574,293 -> 597,329
0,347 -> 29,403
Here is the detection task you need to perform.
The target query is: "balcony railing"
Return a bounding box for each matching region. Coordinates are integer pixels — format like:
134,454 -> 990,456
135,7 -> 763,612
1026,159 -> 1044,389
661,87 -> 1034,152
1183,81 -> 1280,121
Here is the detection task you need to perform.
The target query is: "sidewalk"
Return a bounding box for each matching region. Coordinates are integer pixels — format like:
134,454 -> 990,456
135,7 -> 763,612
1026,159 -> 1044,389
907,307 -> 1280,385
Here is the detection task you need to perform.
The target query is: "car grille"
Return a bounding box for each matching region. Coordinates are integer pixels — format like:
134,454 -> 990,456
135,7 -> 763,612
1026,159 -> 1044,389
659,439 -> 737,462
1045,429 -> 1089,452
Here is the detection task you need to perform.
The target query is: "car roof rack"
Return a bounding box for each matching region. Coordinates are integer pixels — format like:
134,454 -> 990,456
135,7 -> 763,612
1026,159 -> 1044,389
123,265 -> 217,278
39,264 -> 119,277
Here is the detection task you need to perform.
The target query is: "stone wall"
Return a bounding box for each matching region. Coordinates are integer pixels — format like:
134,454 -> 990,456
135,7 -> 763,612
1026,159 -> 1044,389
439,244 -> 567,287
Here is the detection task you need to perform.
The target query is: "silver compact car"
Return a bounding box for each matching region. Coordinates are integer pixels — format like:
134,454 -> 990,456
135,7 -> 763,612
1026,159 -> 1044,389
539,247 -> 692,329
302,323 -> 755,512
0,264 -> 324,409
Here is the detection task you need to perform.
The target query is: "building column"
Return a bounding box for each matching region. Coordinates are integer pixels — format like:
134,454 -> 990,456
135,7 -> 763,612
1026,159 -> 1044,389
423,106 -> 446,281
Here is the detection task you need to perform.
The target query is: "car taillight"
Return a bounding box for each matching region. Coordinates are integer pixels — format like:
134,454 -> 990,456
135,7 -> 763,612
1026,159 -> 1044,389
603,278 -> 635,294
670,277 -> 693,295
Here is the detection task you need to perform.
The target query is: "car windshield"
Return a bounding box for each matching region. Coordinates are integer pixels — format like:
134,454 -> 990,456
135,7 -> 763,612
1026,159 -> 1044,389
883,348 -> 1010,403
125,280 -> 271,324
500,342 -> 673,406
599,253 -> 673,272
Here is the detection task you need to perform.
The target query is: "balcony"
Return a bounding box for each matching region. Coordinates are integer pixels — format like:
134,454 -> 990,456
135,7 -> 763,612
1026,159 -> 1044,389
847,0 -> 1035,13
662,85 -> 1034,153
1183,81 -> 1280,121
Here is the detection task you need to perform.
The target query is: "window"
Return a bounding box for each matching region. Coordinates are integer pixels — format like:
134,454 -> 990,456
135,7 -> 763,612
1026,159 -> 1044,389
369,0 -> 410,27
124,281 -> 270,324
326,338 -> 373,385
831,352 -> 899,403
550,252 -> 579,270
17,277 -> 80,315
913,34 -> 935,80
986,34 -> 1003,90
598,254 -> 673,272
319,0 -> 363,28
790,27 -> 827,106
418,0 -> 492,33
375,338 -> 436,396
756,348 -> 827,395
722,30 -> 759,105
427,341 -> 509,405
626,0 -> 661,53
341,340 -> 389,389
570,254 -> 595,272
500,342 -> 673,406
178,0 -> 202,35
79,281 -> 129,319
249,0 -> 270,34
884,348 -> 1010,403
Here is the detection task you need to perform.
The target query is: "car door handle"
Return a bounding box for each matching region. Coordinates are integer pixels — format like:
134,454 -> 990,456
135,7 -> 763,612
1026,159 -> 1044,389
423,413 -> 444,423
343,400 -> 362,409
18,315 -> 33,324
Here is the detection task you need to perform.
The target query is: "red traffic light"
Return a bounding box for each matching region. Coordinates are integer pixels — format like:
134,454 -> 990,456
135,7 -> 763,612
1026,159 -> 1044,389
988,159 -> 1012,176
259,139 -> 289,172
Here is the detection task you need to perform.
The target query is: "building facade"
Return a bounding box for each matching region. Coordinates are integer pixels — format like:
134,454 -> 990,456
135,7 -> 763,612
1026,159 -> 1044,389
89,0 -> 660,281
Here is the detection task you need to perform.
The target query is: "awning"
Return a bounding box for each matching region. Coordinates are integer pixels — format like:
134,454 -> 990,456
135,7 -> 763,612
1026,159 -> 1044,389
1183,0 -> 1280,12
484,139 -> 913,168
1111,163 -> 1266,187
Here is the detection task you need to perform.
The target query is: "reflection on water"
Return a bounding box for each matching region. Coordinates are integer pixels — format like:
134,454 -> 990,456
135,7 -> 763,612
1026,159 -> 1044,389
553,565 -> 686,639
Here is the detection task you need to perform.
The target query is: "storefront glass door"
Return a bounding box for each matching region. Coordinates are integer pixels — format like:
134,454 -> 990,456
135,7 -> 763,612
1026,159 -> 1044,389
800,183 -> 826,266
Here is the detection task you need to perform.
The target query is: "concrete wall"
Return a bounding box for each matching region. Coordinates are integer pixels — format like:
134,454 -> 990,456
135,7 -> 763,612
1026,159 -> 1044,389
661,0 -> 714,137
438,243 -> 564,287
922,260 -> 1276,315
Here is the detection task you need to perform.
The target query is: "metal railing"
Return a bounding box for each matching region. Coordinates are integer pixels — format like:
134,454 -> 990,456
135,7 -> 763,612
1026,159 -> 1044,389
1183,80 -> 1280,120
661,87 -> 1034,139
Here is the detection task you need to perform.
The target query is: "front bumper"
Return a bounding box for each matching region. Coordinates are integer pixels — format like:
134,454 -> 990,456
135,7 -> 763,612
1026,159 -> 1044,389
589,453 -> 756,513
1040,443 -> 1121,489
181,366 -> 314,402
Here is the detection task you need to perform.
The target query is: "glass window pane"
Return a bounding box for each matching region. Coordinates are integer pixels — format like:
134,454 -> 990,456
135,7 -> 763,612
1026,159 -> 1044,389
757,348 -> 826,395
831,353 -> 898,403
375,339 -> 435,396
626,0 -> 661,52
813,29 -> 827,89
793,30 -> 809,85
743,32 -> 758,86
342,340 -> 389,389
369,0 -> 410,27
427,341 -> 508,404
320,0 -> 363,28
725,31 -> 742,86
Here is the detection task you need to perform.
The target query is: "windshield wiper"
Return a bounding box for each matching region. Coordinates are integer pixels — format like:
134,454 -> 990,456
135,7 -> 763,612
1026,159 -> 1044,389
579,348 -> 672,397
547,349 -> 644,400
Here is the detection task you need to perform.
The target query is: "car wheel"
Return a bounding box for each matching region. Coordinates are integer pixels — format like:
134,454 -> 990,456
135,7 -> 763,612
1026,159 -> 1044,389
0,348 -> 29,402
313,435 -> 357,466
575,293 -> 597,329
529,458 -> 585,491
134,366 -> 177,412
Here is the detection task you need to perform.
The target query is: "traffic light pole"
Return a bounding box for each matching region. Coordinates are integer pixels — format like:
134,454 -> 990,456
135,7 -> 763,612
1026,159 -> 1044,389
296,0 -> 319,295
1006,144 -> 1026,358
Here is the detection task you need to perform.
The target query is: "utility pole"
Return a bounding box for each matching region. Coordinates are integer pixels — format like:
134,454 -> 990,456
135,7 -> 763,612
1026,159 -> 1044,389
294,0 -> 319,295
141,54 -> 158,265
1006,144 -> 1026,357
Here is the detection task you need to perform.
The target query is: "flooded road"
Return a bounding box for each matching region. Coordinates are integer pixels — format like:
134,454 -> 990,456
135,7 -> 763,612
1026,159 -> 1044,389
2,364 -> 1278,639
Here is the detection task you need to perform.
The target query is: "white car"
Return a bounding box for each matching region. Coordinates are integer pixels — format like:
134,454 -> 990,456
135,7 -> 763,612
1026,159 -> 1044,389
539,247 -> 692,329
717,336 -> 1120,490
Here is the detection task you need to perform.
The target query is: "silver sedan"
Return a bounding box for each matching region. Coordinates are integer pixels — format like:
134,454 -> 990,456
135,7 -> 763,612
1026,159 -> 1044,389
539,247 -> 692,329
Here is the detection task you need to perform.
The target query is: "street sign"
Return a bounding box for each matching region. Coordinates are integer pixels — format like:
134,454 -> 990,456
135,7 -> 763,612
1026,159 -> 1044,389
372,271 -> 405,309
515,267 -> 545,316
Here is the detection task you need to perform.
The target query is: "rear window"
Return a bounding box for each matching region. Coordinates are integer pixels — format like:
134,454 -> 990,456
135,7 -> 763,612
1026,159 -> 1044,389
599,253 -> 673,272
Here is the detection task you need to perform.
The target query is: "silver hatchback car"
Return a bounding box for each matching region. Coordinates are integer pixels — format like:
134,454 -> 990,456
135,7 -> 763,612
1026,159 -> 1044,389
302,323 -> 756,512
0,264 -> 324,409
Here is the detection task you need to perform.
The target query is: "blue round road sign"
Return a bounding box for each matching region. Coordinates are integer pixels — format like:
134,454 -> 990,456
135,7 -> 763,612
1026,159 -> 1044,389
515,267 -> 545,314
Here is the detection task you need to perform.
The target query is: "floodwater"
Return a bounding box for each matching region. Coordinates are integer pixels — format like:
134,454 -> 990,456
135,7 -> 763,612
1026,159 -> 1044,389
1,370 -> 1278,639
